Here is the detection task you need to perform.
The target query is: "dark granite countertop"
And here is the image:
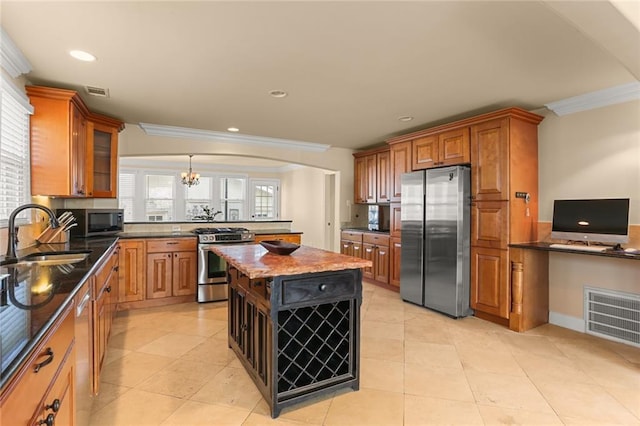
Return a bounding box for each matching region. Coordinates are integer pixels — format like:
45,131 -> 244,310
341,227 -> 390,235
117,231 -> 196,239
510,242 -> 640,260
0,237 -> 118,390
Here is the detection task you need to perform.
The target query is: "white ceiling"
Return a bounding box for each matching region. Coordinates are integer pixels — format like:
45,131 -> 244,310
2,1 -> 639,152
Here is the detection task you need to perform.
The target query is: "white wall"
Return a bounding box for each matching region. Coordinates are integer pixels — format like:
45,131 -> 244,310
280,167 -> 330,249
538,99 -> 640,330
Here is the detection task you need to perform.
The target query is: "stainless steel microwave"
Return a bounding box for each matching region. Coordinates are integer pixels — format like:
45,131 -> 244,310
58,208 -> 124,237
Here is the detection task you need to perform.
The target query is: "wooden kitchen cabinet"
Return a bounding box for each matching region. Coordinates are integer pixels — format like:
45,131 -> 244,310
145,238 -> 197,299
389,141 -> 411,202
389,237 -> 402,288
471,246 -> 510,321
470,119 -> 510,201
118,239 -> 145,303
362,233 -> 390,284
412,128 -> 470,170
0,304 -> 76,426
340,231 -> 363,258
26,85 -> 124,198
353,147 -> 390,204
254,234 -> 302,244
92,245 -> 119,394
86,119 -> 121,198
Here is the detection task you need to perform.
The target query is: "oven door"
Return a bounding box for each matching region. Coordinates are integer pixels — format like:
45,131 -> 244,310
198,244 -> 228,285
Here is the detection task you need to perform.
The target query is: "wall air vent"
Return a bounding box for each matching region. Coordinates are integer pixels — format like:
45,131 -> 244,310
584,287 -> 640,347
85,86 -> 109,97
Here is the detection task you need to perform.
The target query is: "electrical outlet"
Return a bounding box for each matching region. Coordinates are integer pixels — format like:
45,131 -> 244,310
515,192 -> 529,199
172,225 -> 181,233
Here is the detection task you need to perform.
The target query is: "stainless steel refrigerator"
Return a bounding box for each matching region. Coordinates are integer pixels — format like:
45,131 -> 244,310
400,165 -> 472,318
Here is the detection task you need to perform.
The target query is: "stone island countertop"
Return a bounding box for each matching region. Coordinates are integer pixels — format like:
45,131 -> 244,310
210,244 -> 371,279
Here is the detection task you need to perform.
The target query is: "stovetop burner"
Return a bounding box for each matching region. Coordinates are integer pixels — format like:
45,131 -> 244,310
193,227 -> 250,235
194,227 -> 255,243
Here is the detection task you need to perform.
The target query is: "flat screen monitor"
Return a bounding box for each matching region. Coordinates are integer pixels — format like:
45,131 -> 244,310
551,198 -> 630,244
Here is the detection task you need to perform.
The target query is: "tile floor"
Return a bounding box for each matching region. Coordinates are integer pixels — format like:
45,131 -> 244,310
90,281 -> 640,425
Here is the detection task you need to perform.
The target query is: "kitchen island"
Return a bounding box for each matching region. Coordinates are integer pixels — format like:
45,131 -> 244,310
210,244 -> 371,418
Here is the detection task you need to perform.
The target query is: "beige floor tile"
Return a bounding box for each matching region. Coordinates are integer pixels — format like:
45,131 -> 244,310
500,333 -> 567,359
576,355 -> 640,390
360,358 -> 404,393
447,327 -> 511,353
404,316 -> 452,345
89,388 -> 185,426
477,404 -> 564,425
136,332 -> 207,358
363,306 -> 405,323
107,326 -> 171,351
168,317 -> 227,337
251,394 -> 332,425
404,394 -> 484,425
324,388 -> 404,426
104,347 -> 132,366
91,382 -> 132,413
160,400 -> 251,425
605,385 -> 640,419
515,351 -> 596,385
553,337 -> 628,363
458,346 -> 526,377
241,412 -> 309,425
404,363 -> 475,402
361,319 -> 404,341
136,358 -> 225,399
180,335 -> 238,366
404,340 -> 462,370
536,379 -> 639,424
465,370 -> 554,413
190,366 -> 263,411
604,339 -> 640,364
361,336 -> 405,362
100,351 -> 175,388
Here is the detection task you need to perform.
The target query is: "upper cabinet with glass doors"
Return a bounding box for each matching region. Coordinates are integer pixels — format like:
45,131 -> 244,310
26,85 -> 124,198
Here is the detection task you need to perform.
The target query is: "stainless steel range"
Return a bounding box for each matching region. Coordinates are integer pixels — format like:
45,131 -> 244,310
195,227 -> 255,302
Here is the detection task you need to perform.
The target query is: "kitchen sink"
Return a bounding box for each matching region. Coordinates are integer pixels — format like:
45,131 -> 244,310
15,251 -> 91,266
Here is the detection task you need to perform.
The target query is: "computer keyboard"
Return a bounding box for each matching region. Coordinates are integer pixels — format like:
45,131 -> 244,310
549,243 -> 608,252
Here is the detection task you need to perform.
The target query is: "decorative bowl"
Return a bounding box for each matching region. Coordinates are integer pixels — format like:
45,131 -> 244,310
259,240 -> 300,255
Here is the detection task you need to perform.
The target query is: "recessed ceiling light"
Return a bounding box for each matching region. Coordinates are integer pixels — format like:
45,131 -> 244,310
398,116 -> 413,122
227,127 -> 239,132
70,50 -> 96,62
269,90 -> 288,98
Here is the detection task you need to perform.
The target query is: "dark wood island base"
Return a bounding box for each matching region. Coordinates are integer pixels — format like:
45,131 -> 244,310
211,244 -> 371,418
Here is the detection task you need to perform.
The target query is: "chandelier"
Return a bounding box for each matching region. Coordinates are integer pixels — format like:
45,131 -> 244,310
181,154 -> 200,187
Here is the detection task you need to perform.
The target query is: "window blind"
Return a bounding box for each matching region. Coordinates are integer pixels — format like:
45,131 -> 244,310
0,77 -> 32,226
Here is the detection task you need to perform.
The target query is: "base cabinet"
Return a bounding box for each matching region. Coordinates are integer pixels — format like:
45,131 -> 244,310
145,239 -> 197,300
118,239 -> 145,303
470,247 -> 509,319
228,266 -> 361,418
0,304 -> 76,426
342,231 -> 391,287
389,237 -> 402,288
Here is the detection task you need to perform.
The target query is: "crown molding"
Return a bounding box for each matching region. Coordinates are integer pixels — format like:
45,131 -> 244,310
138,123 -> 330,153
119,157 -> 298,174
1,27 -> 32,77
545,82 -> 640,116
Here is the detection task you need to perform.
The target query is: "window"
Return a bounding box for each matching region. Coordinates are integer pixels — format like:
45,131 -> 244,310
185,177 -> 213,220
145,174 -> 174,221
251,180 -> 279,220
0,77 -> 32,226
118,167 -> 278,222
118,172 -> 136,222
220,177 -> 246,221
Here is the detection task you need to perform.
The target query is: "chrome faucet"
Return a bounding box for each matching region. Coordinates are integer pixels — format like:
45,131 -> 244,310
5,203 -> 60,260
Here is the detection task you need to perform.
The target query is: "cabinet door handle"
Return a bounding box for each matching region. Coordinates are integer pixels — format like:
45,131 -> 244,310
106,286 -> 112,293
34,348 -> 54,373
318,283 -> 327,291
38,413 -> 55,426
46,399 -> 61,413
167,242 -> 179,245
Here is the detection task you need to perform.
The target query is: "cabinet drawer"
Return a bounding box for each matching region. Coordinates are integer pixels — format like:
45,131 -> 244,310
363,233 -> 389,246
146,238 -> 197,253
0,305 -> 74,425
340,231 -> 363,243
281,273 -> 356,305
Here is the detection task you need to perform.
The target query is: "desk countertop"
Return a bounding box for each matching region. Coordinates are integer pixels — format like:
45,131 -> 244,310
510,242 -> 640,260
